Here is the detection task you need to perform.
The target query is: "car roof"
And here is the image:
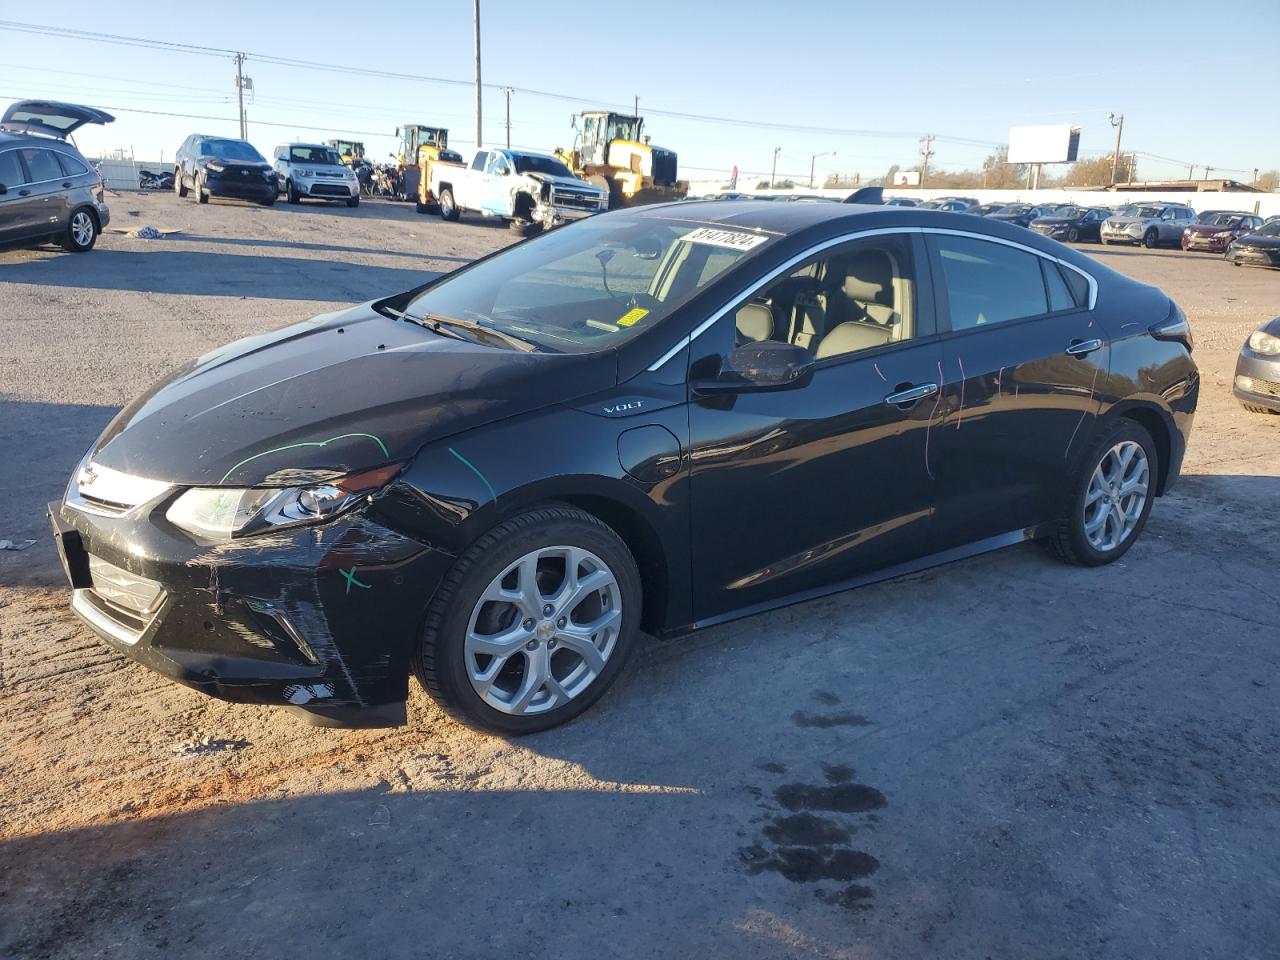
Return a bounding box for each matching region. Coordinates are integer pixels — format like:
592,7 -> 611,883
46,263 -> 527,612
619,198 -> 992,236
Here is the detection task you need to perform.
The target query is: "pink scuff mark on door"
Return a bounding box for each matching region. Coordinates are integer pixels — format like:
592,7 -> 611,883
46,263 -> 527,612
874,362 -> 886,382
955,356 -> 967,429
923,359 -> 945,481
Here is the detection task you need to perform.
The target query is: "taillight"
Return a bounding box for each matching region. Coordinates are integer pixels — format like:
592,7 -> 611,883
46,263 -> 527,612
1150,301 -> 1193,352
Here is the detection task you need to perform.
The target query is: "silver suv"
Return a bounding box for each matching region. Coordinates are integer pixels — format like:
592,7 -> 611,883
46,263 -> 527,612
273,143 -> 360,207
1101,202 -> 1196,248
0,100 -> 113,252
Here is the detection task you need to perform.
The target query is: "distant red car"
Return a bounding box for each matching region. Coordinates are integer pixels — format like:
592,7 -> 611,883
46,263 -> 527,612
1182,211 -> 1265,253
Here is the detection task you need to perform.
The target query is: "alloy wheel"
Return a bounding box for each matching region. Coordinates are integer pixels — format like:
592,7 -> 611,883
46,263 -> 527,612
464,545 -> 622,716
70,212 -> 94,248
1083,440 -> 1149,552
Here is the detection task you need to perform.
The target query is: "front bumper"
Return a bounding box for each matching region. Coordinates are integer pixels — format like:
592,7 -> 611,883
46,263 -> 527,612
534,187 -> 607,227
50,490 -> 455,725
205,173 -> 278,202
1102,226 -> 1144,244
1228,245 -> 1280,268
296,175 -> 359,199
1233,350 -> 1280,411
1183,234 -> 1232,252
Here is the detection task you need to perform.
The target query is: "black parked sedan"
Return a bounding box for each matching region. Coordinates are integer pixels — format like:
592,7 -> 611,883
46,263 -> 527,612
174,134 -> 277,205
50,202 -> 1198,734
1030,205 -> 1112,243
1226,219 -> 1280,269
988,203 -> 1062,229
1234,317 -> 1280,414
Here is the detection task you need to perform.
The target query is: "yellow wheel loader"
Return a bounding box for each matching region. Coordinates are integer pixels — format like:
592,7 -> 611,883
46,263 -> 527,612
555,111 -> 686,209
394,124 -> 463,212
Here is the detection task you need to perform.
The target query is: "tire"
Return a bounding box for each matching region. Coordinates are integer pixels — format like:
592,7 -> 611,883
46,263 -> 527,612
439,188 -> 460,221
346,197 -> 359,208
286,180 -> 300,204
196,174 -> 208,204
174,168 -> 187,198
510,218 -> 543,237
1067,226 -> 1079,243
412,505 -> 642,735
1043,419 -> 1158,567
1142,228 -> 1158,249
61,208 -> 98,252
258,197 -> 275,206
1241,403 -> 1280,415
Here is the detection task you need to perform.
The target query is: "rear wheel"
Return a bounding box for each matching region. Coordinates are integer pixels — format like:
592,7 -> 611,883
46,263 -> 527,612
61,209 -> 98,252
1043,419 -> 1157,567
1143,228 -> 1158,249
412,505 -> 641,734
439,188 -> 460,221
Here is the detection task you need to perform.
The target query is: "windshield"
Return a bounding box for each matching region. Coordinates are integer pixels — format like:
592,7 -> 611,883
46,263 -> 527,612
415,128 -> 445,148
1257,221 -> 1280,237
513,154 -> 575,177
1052,206 -> 1082,219
1119,205 -> 1162,219
290,146 -> 343,165
1200,212 -> 1245,227
997,205 -> 1031,215
404,215 -> 776,353
201,139 -> 265,162
606,116 -> 640,141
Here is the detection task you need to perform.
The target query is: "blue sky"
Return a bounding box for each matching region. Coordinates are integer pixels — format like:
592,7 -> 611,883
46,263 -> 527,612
2,0 -> 1276,185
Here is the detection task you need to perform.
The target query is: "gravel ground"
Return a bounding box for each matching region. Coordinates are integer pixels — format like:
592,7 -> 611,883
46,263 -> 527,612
1,193 -> 1278,960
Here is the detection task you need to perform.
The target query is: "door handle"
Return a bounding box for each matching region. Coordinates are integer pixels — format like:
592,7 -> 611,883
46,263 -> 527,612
61,181 -> 72,188
884,382 -> 938,406
1065,338 -> 1103,357
18,188 -> 30,196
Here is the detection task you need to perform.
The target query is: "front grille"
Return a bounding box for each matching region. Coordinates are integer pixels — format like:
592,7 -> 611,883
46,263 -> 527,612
1248,377 -> 1280,397
89,555 -> 165,615
309,183 -> 350,197
555,191 -> 601,211
67,462 -> 171,517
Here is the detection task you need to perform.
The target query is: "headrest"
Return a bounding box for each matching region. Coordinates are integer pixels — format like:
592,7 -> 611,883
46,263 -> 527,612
735,303 -> 774,342
842,251 -> 894,306
815,321 -> 891,360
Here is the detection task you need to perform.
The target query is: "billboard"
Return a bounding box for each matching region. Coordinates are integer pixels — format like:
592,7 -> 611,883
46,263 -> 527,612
1008,125 -> 1081,164
894,170 -> 920,186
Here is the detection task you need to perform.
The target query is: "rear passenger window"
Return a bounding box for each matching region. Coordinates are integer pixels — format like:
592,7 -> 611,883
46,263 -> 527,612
55,152 -> 89,176
0,150 -> 23,187
934,235 -> 1048,330
1043,261 -> 1077,312
20,149 -> 64,183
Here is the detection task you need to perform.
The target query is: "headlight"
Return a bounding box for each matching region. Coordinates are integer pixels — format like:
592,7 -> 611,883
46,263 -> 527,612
165,464 -> 401,540
1215,231 -> 1234,239
295,168 -> 314,177
1248,328 -> 1280,355
205,162 -> 225,174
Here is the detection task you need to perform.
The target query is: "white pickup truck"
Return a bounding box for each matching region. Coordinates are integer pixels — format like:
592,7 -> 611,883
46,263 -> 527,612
429,148 -> 608,235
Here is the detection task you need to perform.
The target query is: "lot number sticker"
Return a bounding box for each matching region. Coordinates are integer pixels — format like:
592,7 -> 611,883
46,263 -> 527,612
616,307 -> 650,327
682,227 -> 769,251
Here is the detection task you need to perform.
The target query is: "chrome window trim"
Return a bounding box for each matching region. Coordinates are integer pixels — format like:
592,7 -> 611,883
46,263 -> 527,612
645,225 -> 1099,371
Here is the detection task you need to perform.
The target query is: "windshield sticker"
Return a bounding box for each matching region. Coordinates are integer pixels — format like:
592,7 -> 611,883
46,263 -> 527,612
616,307 -> 650,327
682,227 -> 769,251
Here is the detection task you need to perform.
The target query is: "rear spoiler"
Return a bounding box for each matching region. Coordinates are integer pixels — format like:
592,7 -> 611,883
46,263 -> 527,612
843,186 -> 883,205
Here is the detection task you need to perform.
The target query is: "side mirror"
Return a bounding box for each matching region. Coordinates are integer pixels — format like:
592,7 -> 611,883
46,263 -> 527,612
0,183 -> 7,195
697,341 -> 814,393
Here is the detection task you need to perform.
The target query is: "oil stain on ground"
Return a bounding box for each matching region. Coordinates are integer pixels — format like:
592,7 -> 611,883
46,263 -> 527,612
741,703 -> 886,913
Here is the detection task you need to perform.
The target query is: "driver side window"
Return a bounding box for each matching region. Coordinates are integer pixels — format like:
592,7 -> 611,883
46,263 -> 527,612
733,235 -> 917,362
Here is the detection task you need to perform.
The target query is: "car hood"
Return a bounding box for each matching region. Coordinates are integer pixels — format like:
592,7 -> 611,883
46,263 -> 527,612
1033,217 -> 1078,226
295,163 -> 351,175
1236,234 -> 1280,249
89,303 -> 618,486
1106,218 -> 1152,228
202,156 -> 271,171
1,99 -> 114,138
1185,223 -> 1239,235
525,171 -> 606,195
989,213 -> 1028,221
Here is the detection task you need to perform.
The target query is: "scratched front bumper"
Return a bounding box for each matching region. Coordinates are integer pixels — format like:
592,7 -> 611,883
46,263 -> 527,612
51,493 -> 453,721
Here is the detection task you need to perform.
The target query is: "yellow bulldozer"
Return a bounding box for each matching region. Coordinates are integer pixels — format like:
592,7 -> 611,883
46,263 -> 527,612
556,111 -> 686,209
394,124 -> 463,211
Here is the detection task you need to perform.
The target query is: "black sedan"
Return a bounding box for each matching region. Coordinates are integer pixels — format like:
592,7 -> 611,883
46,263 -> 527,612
988,203 -> 1062,228
1030,205 -> 1112,243
1234,317 -> 1280,414
966,201 -> 1008,217
1226,219 -> 1280,269
50,202 -> 1198,734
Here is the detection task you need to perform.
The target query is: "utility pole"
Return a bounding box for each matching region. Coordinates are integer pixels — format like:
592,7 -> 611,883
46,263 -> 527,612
473,0 -> 483,149
501,87 -> 513,149
1203,166 -> 1212,181
234,53 -> 247,140
1188,164 -> 1195,180
1108,112 -> 1124,186
634,95 -> 639,117
771,146 -> 781,188
918,134 -> 934,188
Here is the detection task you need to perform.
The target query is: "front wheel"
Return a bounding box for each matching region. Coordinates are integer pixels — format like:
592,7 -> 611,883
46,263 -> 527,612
1067,226 -> 1079,243
1143,228 -> 1158,249
286,180 -> 300,204
195,175 -> 208,204
174,168 -> 187,198
346,197 -> 359,208
412,505 -> 642,734
510,217 -> 543,237
1043,419 -> 1157,567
